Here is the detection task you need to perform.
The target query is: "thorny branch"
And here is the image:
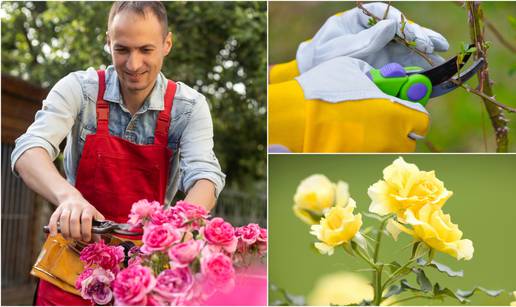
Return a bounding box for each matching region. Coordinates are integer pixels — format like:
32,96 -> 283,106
467,2 -> 511,152
356,1 -> 435,66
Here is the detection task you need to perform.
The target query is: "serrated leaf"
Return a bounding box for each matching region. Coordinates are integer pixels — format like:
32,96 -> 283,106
456,287 -> 503,298
400,279 -> 424,292
433,283 -> 468,303
384,284 -> 403,298
417,258 -> 464,277
413,268 -> 432,292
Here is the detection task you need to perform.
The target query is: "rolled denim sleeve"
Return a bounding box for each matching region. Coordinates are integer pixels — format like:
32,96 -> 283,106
11,73 -> 82,175
178,94 -> 226,197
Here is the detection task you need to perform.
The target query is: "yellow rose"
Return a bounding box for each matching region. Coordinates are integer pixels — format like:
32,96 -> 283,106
390,204 -> 474,261
308,272 -> 396,306
310,204 -> 362,255
308,272 -> 373,305
368,157 -> 453,218
293,175 -> 351,224
510,291 -> 516,306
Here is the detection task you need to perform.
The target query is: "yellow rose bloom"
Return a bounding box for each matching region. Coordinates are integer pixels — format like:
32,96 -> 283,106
368,157 -> 453,218
510,291 -> 516,306
310,204 -> 362,255
392,204 -> 474,261
293,174 -> 351,224
308,272 -> 396,306
308,272 -> 373,305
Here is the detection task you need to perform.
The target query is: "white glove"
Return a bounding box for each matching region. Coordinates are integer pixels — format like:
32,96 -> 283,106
296,2 -> 449,73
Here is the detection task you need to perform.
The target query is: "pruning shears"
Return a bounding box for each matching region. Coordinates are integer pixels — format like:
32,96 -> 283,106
367,44 -> 485,106
43,220 -> 143,237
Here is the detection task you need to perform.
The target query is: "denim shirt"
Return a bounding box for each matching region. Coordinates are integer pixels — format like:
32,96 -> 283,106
11,65 -> 226,205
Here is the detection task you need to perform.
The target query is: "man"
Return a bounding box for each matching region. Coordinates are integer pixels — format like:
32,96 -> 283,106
268,3 -> 449,152
11,2 -> 225,305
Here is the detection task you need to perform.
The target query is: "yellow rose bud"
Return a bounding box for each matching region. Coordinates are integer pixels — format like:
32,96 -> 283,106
368,157 -> 453,219
310,205 -> 362,255
393,204 -> 474,261
293,175 -> 351,224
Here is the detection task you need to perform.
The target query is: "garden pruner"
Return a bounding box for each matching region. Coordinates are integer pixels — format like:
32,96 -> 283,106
43,220 -> 143,236
367,45 -> 485,106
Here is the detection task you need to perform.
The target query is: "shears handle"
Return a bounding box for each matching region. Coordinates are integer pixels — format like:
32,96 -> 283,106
367,63 -> 432,106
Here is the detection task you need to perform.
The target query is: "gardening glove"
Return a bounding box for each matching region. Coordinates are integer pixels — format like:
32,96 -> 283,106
269,56 -> 429,153
296,2 -> 449,74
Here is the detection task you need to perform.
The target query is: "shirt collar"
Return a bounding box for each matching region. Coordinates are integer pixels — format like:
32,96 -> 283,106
103,65 -> 167,111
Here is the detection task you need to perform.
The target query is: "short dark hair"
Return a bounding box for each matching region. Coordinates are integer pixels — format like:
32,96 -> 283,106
108,1 -> 168,38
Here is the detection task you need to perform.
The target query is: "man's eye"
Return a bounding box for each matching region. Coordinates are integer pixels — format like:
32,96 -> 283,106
114,48 -> 127,53
142,49 -> 153,53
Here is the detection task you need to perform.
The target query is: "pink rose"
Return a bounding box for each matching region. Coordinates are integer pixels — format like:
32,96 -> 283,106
201,250 -> 235,289
75,267 -> 94,290
79,240 -> 125,272
128,199 -> 161,227
149,208 -> 171,226
141,223 -> 182,254
203,217 -> 237,253
113,265 -> 156,305
236,223 -> 261,245
168,240 -> 204,267
175,201 -> 209,221
79,268 -> 115,305
153,267 -> 194,302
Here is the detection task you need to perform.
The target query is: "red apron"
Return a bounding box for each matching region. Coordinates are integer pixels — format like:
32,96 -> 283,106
36,70 -> 177,305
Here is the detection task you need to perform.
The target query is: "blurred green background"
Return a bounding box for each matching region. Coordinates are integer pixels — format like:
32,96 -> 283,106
269,1 -> 516,152
269,154 -> 516,305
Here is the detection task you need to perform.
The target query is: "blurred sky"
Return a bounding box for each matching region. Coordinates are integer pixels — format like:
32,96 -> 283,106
269,154 -> 516,305
269,2 -> 516,152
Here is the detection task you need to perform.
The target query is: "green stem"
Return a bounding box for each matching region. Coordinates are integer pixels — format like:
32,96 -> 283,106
382,257 -> 418,289
373,215 -> 390,263
374,265 -> 384,306
353,244 -> 377,269
387,294 -> 433,306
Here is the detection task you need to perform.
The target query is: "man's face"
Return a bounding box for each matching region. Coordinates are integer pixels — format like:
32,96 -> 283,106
107,9 -> 172,94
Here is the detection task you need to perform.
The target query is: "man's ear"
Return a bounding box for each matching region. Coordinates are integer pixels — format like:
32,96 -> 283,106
105,31 -> 112,54
164,32 -> 173,55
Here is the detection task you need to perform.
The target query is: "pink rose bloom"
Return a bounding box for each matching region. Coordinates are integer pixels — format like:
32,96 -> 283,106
236,223 -> 261,245
201,251 -> 235,291
168,240 -> 204,267
203,217 -> 237,253
128,199 -> 161,227
149,208 -> 172,226
79,240 -> 125,272
146,293 -> 166,306
79,268 -> 115,305
175,201 -> 209,221
141,223 -> 182,254
153,267 -> 194,302
166,207 -> 188,228
113,265 -> 156,306
75,267 -> 94,290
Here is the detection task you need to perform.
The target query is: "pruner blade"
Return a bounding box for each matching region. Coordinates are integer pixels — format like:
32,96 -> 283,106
429,58 -> 485,98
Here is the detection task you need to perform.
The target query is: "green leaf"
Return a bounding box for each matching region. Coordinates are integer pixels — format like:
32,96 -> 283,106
387,261 -> 401,274
400,279 -> 424,292
417,258 -> 464,277
433,283 -> 467,303
413,268 -> 432,292
384,284 -> 403,298
342,242 -> 355,256
456,287 -> 503,298
269,283 -> 306,306
368,17 -> 377,27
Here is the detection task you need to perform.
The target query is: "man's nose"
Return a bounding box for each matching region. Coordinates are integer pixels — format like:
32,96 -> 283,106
126,51 -> 143,72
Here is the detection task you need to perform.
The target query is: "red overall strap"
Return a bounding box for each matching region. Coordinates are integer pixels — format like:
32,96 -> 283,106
154,80 -> 177,146
96,70 -> 109,135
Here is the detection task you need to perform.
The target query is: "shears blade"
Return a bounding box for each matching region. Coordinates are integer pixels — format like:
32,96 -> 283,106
43,220 -> 143,237
407,44 -> 475,86
429,58 -> 485,98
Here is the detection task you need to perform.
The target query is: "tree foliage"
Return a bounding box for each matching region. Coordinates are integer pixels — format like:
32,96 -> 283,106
1,1 -> 267,191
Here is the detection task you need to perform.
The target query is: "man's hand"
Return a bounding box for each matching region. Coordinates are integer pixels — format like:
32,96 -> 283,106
48,192 -> 105,242
15,147 -> 104,242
